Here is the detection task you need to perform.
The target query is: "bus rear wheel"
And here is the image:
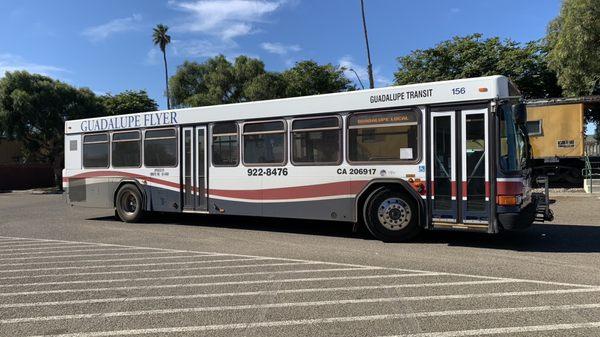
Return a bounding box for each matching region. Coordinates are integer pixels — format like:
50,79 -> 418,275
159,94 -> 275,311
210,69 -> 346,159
363,187 -> 421,242
115,185 -> 144,223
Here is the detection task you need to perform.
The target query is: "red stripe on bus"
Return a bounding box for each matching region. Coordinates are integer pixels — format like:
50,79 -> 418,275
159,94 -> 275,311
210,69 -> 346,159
497,181 -> 523,195
63,171 -> 370,200
62,171 -> 180,189
209,180 -> 369,200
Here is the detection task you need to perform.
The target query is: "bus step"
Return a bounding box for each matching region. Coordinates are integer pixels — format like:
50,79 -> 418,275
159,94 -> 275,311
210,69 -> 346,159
432,222 -> 489,232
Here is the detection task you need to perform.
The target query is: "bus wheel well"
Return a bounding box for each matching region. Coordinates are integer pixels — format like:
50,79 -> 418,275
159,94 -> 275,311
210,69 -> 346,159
355,181 -> 423,231
113,181 -> 146,209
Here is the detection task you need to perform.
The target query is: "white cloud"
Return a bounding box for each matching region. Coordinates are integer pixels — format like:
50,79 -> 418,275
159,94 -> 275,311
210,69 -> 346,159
261,42 -> 300,55
82,14 -> 143,41
144,49 -> 162,66
0,54 -> 67,78
170,0 -> 285,40
171,39 -> 238,58
338,55 -> 391,88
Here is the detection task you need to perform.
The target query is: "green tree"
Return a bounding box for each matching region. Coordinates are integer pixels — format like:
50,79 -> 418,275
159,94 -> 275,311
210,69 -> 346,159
282,60 -> 354,98
169,55 -> 269,107
547,0 -> 600,97
547,0 -> 600,125
243,72 -> 287,101
394,34 -> 562,99
100,90 -> 158,116
152,24 -> 171,109
0,71 -> 104,184
169,56 -> 354,108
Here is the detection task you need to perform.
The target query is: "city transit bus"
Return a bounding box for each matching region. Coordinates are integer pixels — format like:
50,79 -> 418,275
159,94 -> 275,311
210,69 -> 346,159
63,76 -> 552,242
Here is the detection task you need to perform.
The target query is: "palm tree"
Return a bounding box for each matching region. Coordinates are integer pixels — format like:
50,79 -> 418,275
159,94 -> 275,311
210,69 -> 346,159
152,24 -> 171,109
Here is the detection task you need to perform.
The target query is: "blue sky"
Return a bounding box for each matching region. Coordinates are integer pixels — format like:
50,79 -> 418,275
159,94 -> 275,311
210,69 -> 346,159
1,0 -> 562,110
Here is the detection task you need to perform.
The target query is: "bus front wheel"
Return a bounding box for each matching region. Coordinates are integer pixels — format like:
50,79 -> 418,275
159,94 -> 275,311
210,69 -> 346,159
115,185 -> 144,223
363,187 -> 421,242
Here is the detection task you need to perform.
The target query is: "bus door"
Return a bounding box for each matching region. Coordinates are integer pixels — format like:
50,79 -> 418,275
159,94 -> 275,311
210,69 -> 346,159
430,108 -> 489,228
182,126 -> 208,212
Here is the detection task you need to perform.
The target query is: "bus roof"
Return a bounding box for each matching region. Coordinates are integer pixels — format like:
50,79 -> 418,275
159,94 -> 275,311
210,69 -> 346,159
66,75 -> 512,134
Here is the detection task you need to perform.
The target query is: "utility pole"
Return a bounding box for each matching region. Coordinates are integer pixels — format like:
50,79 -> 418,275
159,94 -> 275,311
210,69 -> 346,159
360,0 -> 375,89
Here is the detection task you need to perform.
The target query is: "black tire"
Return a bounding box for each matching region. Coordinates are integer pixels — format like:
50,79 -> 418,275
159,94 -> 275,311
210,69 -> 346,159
363,187 -> 421,242
115,185 -> 144,223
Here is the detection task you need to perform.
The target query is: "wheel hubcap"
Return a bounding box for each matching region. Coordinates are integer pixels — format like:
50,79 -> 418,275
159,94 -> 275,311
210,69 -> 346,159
377,197 -> 411,231
121,192 -> 137,214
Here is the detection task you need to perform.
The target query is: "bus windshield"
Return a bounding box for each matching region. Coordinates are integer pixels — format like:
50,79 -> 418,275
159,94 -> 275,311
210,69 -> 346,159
499,104 -> 528,172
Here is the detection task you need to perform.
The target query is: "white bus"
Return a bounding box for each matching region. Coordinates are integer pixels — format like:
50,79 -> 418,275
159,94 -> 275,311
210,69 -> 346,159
63,76 -> 552,241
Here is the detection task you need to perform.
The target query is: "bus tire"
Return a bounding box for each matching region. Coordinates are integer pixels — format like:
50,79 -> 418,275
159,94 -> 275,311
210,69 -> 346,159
115,185 -> 144,223
363,187 -> 421,242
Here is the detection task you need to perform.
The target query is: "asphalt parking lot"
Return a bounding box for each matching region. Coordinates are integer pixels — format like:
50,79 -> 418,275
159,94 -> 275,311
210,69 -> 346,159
0,192 -> 599,336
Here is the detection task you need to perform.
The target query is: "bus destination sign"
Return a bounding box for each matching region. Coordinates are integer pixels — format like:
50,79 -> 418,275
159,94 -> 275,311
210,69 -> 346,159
79,111 -> 178,132
348,110 -> 419,127
369,88 -> 433,104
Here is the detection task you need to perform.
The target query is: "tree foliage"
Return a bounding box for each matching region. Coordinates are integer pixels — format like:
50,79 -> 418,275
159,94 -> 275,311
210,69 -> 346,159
100,90 -> 158,116
547,0 -> 600,97
282,61 -> 354,98
0,71 -> 104,166
152,24 -> 172,109
169,56 -> 353,108
394,34 -> 562,99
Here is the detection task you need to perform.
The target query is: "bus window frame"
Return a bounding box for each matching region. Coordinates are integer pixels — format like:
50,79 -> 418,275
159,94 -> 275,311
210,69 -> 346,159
241,119 -> 287,167
143,127 -> 179,168
290,115 -> 343,166
82,132 -> 110,169
111,130 -> 142,169
346,107 -> 422,165
211,121 -> 240,168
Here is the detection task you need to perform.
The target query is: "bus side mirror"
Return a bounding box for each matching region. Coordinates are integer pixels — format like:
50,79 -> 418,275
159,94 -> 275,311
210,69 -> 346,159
513,103 -> 527,125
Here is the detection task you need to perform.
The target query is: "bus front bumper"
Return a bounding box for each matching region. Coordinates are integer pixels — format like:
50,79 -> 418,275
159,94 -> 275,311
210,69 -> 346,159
497,200 -> 537,231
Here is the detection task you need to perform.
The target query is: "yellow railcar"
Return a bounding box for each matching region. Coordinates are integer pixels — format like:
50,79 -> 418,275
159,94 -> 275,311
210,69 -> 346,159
525,96 -> 600,184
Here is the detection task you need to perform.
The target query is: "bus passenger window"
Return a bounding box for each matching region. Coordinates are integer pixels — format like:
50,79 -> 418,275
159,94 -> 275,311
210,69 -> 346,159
348,110 -> 420,163
144,128 -> 177,167
291,116 -> 341,165
212,122 -> 239,166
112,131 -> 141,167
82,133 -> 109,168
243,121 -> 286,165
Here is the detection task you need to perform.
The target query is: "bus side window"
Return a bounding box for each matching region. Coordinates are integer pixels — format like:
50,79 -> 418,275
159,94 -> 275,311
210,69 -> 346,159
291,116 -> 342,165
212,122 -> 239,167
112,131 -> 141,168
144,128 -> 177,167
82,133 -> 109,168
242,120 -> 286,165
347,110 -> 420,163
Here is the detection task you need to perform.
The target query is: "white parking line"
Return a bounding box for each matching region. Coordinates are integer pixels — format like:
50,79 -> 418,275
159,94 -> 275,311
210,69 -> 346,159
4,285 -> 600,310
0,267 -> 404,288
0,261 -> 318,281
0,236 -> 435,275
0,244 -> 100,252
0,241 -> 82,248
25,304 -> 600,337
2,235 -> 593,289
0,247 -> 158,257
0,257 -> 269,273
383,322 -> 600,337
5,297 -> 600,325
0,251 -> 197,262
0,254 -> 209,267
0,278 -> 511,297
